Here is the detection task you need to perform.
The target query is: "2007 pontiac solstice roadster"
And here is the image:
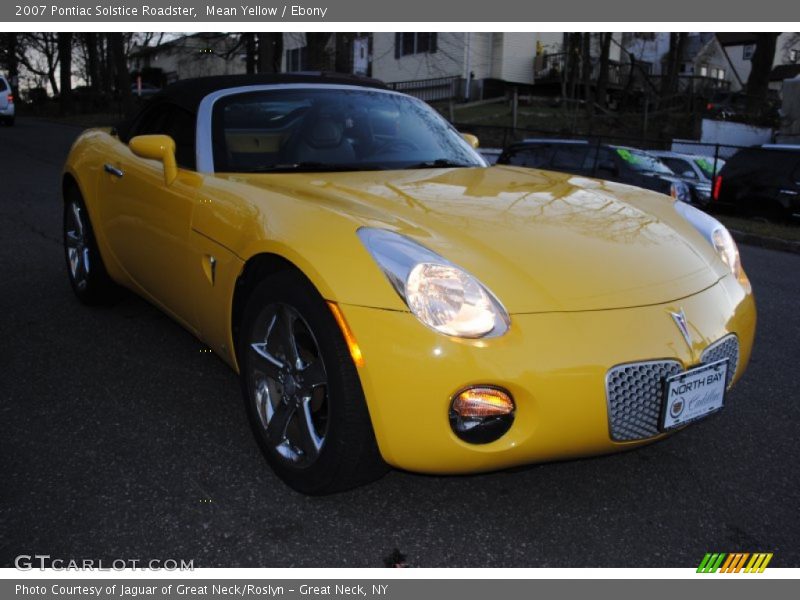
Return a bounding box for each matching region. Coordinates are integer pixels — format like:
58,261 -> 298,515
62,74 -> 755,494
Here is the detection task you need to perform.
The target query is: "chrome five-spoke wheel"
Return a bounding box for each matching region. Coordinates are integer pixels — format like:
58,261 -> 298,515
62,187 -> 117,305
238,270 -> 387,494
65,201 -> 90,290
248,303 -> 329,468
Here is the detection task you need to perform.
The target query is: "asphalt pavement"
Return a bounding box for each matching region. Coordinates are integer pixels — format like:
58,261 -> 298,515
1,118 -> 798,568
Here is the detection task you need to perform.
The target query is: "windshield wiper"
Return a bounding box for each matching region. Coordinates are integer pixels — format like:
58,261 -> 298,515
404,158 -> 478,169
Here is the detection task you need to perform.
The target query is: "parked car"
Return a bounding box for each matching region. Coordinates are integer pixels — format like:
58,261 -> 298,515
478,147 -> 502,164
713,145 -> 800,219
650,150 -> 726,205
62,74 -> 755,494
0,74 -> 15,126
497,140 -> 693,204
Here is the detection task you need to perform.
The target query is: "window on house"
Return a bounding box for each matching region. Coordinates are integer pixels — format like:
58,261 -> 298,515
395,33 -> 438,58
699,65 -> 708,77
286,47 -> 306,72
743,44 -> 756,60
791,49 -> 799,63
717,68 -> 725,80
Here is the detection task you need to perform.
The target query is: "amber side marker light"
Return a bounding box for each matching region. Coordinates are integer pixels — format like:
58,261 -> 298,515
450,386 -> 515,444
327,301 -> 364,367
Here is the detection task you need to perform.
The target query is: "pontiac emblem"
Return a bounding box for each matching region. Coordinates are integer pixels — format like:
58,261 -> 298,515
671,309 -> 692,348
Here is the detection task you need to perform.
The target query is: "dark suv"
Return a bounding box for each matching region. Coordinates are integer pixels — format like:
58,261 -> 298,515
713,145 -> 800,219
497,140 -> 692,203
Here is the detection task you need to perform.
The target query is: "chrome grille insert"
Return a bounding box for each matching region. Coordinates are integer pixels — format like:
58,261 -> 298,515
700,334 -> 739,388
606,360 -> 682,442
606,335 -> 740,442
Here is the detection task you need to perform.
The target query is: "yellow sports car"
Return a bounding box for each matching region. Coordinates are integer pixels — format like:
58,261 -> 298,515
62,74 -> 756,494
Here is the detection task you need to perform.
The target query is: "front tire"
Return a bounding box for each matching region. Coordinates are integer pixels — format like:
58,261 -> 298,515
63,186 -> 118,304
238,271 -> 387,494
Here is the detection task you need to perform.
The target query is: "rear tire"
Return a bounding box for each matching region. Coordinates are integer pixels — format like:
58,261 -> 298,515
63,186 -> 119,305
238,270 -> 387,494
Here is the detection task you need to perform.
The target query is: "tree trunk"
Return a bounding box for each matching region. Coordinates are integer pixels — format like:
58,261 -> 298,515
100,34 -> 113,98
304,33 -> 333,71
244,33 -> 256,74
58,33 -> 73,114
582,33 -> 593,118
110,33 -> 133,117
2,34 -> 19,98
257,33 -> 282,73
335,33 -> 354,74
661,33 -> 686,107
746,33 -> 779,113
595,33 -> 612,109
84,33 -> 99,89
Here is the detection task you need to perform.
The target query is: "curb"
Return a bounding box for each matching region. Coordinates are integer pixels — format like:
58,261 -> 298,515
730,229 -> 800,255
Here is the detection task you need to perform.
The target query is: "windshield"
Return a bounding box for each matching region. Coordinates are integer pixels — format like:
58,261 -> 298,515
212,88 -> 486,173
615,147 -> 674,175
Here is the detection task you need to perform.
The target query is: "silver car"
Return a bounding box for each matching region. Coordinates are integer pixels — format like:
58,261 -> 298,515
650,150 -> 725,205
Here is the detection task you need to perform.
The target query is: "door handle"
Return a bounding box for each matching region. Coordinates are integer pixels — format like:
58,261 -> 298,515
104,163 -> 124,178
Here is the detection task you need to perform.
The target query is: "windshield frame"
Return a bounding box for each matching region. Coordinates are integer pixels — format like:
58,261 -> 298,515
196,83 -> 486,174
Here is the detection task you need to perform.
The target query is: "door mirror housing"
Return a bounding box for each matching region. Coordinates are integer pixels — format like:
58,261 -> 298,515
461,133 -> 480,149
129,134 -> 178,186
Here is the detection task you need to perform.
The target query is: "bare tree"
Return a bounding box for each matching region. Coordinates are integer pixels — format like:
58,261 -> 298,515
58,33 -> 72,113
243,33 -> 256,74
109,33 -> 133,116
257,33 -> 282,73
18,33 -> 60,94
82,33 -> 99,89
0,33 -> 19,96
661,32 -> 686,106
746,33 -> 779,113
595,33 -> 613,109
304,33 -> 334,71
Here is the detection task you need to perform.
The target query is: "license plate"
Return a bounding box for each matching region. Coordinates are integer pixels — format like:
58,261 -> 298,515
661,359 -> 728,431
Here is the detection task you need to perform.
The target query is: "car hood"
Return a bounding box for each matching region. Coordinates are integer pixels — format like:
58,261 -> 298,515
227,165 -> 725,313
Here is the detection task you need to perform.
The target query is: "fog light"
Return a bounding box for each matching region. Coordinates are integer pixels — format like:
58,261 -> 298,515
449,386 -> 515,444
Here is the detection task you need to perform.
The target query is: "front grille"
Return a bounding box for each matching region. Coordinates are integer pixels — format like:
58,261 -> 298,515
606,360 -> 682,441
606,335 -> 740,442
700,334 -> 739,388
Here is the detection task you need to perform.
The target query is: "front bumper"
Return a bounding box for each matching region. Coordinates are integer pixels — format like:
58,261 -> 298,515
340,274 -> 755,474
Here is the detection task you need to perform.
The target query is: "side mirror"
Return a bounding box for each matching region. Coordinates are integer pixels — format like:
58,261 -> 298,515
129,134 -> 178,186
461,133 -> 480,149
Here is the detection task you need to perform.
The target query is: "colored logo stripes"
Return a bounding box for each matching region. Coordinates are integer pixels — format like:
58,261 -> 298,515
697,552 -> 773,573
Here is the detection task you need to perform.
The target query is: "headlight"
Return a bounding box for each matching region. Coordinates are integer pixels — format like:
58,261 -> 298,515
712,227 -> 742,278
674,201 -> 742,279
357,228 -> 510,338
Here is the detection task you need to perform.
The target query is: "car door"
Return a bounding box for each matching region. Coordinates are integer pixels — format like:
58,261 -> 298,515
97,102 -> 203,331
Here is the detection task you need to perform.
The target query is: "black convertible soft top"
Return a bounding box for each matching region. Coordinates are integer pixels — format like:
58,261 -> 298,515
116,72 -> 387,141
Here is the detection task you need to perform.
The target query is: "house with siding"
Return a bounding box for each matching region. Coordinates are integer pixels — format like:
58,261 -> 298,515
281,32 -> 556,100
